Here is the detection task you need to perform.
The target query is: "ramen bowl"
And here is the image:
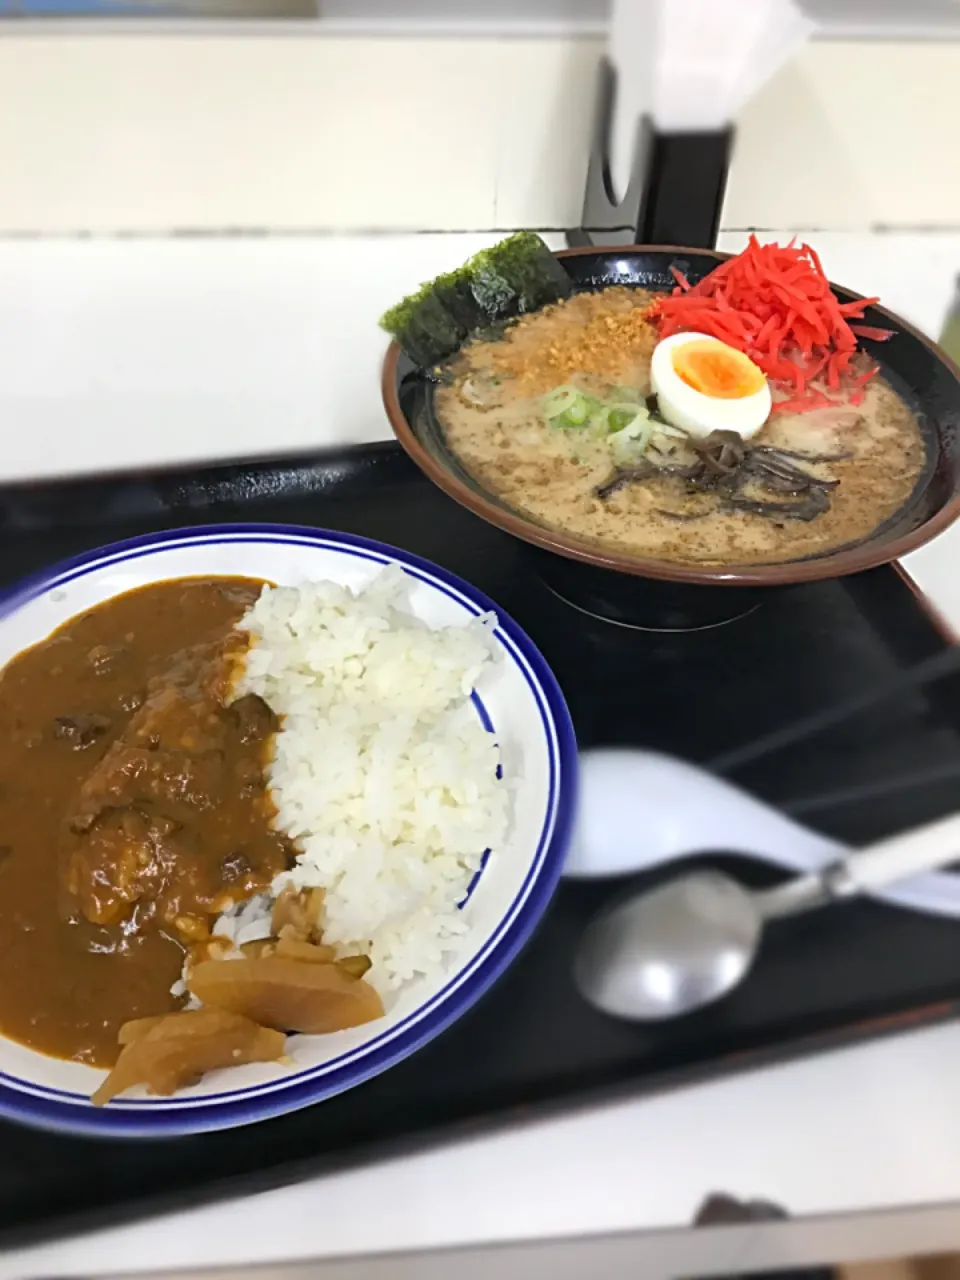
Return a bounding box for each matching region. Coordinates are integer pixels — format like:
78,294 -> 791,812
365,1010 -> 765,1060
0,525 -> 576,1137
383,246 -> 960,629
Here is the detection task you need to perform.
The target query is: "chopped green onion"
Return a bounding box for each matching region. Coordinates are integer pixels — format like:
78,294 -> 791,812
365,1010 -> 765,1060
611,418 -> 654,462
553,407 -> 591,429
541,385 -> 581,419
542,385 -> 598,429
607,408 -> 637,433
618,411 -> 652,440
542,383 -> 661,440
604,402 -> 648,433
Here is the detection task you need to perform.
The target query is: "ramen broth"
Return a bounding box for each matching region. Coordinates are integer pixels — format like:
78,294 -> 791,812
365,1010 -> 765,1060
435,287 -> 927,566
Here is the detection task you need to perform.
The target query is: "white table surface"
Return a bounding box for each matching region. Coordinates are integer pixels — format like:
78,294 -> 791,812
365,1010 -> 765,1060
2,229 -> 960,1278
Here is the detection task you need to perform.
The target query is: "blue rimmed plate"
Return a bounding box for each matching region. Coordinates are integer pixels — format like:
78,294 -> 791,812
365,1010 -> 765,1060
0,524 -> 577,1138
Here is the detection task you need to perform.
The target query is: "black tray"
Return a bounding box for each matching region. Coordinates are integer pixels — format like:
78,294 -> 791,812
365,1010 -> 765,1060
2,442 -> 960,1251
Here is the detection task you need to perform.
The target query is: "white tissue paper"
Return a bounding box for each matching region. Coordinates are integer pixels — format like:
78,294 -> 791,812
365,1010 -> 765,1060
606,0 -> 816,199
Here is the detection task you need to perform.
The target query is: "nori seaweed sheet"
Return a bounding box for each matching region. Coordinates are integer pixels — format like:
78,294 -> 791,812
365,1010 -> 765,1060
432,271 -> 488,334
380,233 -> 572,368
380,288 -> 465,368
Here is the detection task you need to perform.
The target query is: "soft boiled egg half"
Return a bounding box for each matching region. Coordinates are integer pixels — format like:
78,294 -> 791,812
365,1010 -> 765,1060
650,332 -> 772,440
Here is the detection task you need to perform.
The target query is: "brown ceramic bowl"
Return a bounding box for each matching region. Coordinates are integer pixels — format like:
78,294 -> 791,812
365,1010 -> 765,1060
383,245 -> 960,628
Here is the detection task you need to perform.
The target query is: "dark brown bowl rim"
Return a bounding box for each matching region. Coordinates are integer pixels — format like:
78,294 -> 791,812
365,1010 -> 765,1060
382,243 -> 960,587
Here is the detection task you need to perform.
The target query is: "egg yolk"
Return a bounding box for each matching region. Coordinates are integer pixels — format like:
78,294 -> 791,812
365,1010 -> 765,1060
671,340 -> 766,400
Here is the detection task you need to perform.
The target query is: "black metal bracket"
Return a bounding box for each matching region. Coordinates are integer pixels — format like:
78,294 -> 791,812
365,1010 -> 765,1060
566,57 -> 652,248
566,57 -> 734,252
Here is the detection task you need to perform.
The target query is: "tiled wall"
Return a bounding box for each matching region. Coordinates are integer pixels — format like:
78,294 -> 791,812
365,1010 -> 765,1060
725,41 -> 960,229
0,34 -> 957,234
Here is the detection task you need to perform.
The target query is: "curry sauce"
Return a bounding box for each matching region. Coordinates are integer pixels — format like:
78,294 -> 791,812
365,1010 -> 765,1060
0,577 -> 292,1067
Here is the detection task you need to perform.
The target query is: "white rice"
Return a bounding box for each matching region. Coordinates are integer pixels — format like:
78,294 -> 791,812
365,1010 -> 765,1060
229,566 -> 508,997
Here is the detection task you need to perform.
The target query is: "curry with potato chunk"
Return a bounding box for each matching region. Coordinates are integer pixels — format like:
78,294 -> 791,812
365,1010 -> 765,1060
0,577 -> 293,1067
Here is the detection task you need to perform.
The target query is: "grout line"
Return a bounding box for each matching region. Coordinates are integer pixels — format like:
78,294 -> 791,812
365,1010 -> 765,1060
4,226 -> 960,244
0,17 -> 608,35
0,227 -> 520,242
725,226 -> 960,235
2,16 -> 960,39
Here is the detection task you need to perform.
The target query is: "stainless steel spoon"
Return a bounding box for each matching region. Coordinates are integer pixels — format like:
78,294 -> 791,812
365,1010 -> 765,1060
574,810 -> 960,1021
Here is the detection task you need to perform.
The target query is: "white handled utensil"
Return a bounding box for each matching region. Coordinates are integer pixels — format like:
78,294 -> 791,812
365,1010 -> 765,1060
564,748 -> 960,920
574,809 -> 960,1022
